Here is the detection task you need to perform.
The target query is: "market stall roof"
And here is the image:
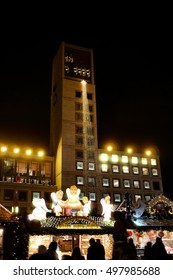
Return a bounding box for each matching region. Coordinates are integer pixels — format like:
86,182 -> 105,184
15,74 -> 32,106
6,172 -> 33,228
0,204 -> 12,221
26,215 -> 116,235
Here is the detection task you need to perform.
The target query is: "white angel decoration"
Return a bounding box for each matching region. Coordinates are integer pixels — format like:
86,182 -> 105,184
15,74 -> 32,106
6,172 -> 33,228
28,198 -> 51,221
100,195 -> 114,222
50,190 -> 64,216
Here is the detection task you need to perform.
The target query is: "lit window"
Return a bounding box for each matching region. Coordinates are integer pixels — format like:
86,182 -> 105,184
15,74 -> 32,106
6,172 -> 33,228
123,180 -> 130,188
100,153 -> 109,162
111,154 -> 119,163
132,166 -> 139,175
133,180 -> 140,189
89,192 -> 96,201
32,192 -> 41,200
141,158 -> 148,165
113,179 -> 120,188
132,157 -> 138,164
142,167 -> 149,175
88,163 -> 95,171
122,166 -> 129,173
76,162 -> 84,170
151,158 -> 157,166
76,176 -> 84,185
102,178 -> 109,187
101,164 -> 108,172
144,181 -> 150,189
114,194 -> 121,202
112,165 -> 119,173
152,169 -> 158,176
122,155 -> 128,163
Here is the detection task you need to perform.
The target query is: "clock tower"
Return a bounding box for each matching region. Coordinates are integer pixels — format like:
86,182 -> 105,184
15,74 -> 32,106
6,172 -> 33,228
50,41 -> 98,195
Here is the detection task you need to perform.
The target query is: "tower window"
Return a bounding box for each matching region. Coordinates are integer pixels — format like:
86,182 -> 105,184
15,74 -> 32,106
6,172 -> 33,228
87,151 -> 94,160
87,93 -> 92,100
76,150 -> 84,159
76,91 -> 82,98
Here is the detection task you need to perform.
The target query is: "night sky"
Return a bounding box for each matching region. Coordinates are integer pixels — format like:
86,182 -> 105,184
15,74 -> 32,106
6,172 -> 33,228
0,35 -> 173,199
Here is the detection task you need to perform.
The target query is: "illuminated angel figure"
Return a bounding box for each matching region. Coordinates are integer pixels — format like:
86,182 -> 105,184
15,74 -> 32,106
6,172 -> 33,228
50,190 -> 65,216
28,198 -> 51,221
82,196 -> 91,216
132,198 -> 146,218
100,195 -> 114,222
65,185 -> 83,209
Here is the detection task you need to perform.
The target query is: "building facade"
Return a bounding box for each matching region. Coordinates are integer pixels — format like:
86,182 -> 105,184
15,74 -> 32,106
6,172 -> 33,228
0,41 -> 163,215
49,41 -> 163,213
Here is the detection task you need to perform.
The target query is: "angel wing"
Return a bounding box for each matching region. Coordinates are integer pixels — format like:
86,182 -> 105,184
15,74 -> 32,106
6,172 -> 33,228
100,198 -> 106,215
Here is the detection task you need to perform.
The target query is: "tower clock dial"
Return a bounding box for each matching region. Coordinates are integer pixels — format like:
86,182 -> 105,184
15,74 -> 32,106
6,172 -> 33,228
64,47 -> 92,82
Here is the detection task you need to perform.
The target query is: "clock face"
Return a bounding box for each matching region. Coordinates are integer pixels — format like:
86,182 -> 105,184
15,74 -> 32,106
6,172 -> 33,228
64,47 -> 92,82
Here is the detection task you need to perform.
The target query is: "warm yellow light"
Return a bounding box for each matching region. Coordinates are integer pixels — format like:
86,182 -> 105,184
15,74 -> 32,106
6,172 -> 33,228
1,146 -> 7,152
111,154 -> 119,163
132,156 -> 138,164
13,148 -> 20,154
81,80 -> 87,85
100,153 -> 109,162
145,150 -> 152,156
107,145 -> 112,152
127,147 -> 133,154
122,155 -> 128,163
26,149 -> 32,155
38,150 -> 44,157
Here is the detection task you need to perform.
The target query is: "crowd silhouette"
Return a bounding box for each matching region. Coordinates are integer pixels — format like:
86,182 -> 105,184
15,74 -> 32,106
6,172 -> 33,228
28,236 -> 171,260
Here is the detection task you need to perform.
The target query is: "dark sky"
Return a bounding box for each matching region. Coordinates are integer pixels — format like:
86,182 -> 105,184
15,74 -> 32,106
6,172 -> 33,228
0,35 -> 173,199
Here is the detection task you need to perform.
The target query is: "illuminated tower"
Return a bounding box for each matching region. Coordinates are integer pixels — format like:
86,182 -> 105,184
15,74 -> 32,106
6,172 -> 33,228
50,42 -> 98,196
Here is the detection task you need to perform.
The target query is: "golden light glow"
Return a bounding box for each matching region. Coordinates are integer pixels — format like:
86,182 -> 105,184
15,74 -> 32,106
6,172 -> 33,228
26,149 -> 32,156
126,147 -> 133,154
107,145 -> 112,152
81,80 -> 87,86
37,150 -> 44,157
145,150 -> 152,156
13,148 -> 20,154
1,146 -> 7,152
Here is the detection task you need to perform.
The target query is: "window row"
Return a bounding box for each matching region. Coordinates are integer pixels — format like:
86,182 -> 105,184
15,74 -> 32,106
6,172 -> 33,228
75,91 -> 93,100
76,125 -> 94,135
0,158 -> 52,178
2,189 -> 52,203
79,191 -> 152,204
76,161 -> 159,176
75,102 -> 93,112
99,153 -> 157,166
76,176 -> 161,191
